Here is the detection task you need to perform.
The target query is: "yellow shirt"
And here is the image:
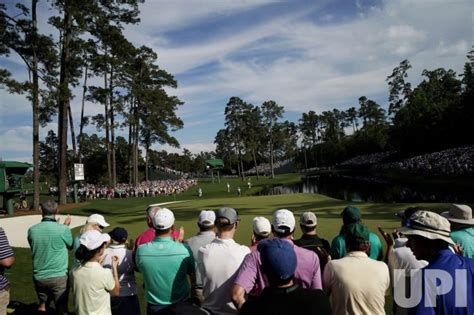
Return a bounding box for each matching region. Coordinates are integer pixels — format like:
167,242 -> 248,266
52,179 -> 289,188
323,251 -> 390,315
71,262 -> 115,315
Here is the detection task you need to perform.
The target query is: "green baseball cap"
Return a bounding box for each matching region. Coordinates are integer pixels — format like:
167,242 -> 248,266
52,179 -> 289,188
341,206 -> 361,224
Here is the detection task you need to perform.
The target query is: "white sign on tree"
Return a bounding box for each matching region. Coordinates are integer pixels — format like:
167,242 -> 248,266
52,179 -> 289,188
74,163 -> 84,181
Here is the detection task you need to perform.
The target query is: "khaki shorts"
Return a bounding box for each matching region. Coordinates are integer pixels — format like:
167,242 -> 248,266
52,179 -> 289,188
33,275 -> 68,312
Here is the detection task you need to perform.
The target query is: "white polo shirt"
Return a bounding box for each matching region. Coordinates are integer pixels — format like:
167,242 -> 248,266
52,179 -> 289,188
323,251 -> 390,315
198,238 -> 250,315
71,262 -> 115,315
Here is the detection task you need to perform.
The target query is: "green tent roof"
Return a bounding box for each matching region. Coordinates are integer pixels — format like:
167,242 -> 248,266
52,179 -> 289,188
206,159 -> 224,169
0,161 -> 33,169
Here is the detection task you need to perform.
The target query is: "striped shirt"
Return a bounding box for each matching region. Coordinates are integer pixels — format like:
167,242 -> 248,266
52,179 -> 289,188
0,228 -> 14,290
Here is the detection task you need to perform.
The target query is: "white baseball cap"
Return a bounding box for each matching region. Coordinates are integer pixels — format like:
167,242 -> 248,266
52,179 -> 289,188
153,208 -> 175,230
80,230 -> 111,250
252,216 -> 271,237
272,209 -> 295,233
86,214 -> 110,227
198,210 -> 216,227
300,212 -> 318,227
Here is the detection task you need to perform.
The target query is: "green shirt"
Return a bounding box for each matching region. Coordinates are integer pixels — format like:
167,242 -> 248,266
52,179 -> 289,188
136,237 -> 195,306
27,217 -> 73,280
331,232 -> 383,261
451,227 -> 474,259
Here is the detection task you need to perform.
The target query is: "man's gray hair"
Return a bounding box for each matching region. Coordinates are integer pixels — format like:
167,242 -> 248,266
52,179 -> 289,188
41,200 -> 58,216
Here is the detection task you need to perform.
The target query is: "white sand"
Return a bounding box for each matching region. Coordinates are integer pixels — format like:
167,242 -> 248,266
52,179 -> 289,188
0,200 -> 188,248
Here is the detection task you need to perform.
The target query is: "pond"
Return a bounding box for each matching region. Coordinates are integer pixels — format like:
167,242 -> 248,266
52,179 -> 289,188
259,173 -> 474,203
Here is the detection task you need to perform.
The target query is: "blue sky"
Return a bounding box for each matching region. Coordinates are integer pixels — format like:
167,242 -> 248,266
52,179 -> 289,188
0,0 -> 471,162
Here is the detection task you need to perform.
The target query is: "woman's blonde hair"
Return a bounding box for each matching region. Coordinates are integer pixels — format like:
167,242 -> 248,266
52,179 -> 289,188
80,222 -> 100,234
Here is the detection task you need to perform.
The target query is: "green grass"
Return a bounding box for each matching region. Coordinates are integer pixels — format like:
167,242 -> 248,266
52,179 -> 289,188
4,173 -> 455,313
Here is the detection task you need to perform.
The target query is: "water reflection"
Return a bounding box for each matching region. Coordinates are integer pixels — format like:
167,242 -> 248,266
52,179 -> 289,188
259,174 -> 473,203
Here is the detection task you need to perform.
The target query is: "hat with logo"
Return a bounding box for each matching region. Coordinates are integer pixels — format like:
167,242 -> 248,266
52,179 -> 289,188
80,230 -> 110,250
215,207 -> 239,225
300,212 -> 318,227
341,206 -> 361,224
440,204 -> 474,225
86,214 -> 110,228
272,209 -> 295,234
152,208 -> 175,230
252,217 -> 271,237
109,227 -> 128,243
198,210 -> 216,227
399,210 -> 454,245
258,239 -> 297,281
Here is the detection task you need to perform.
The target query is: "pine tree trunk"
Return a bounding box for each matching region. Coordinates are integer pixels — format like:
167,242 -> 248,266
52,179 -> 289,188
31,0 -> 40,211
103,68 -> 111,185
57,7 -> 72,205
128,102 -> 133,184
270,139 -> 275,179
109,68 -> 116,186
145,146 -> 149,182
252,149 -> 259,180
78,63 -> 88,163
67,103 -> 77,159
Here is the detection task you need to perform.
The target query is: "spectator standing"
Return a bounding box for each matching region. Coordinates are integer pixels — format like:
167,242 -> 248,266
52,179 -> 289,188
184,210 -> 216,305
226,183 -> 230,193
0,228 -> 14,315
27,200 -> 73,314
441,204 -> 474,258
323,223 -> 390,314
250,217 -> 271,251
331,206 -> 383,260
232,209 -> 322,310
73,214 -> 110,254
198,207 -> 250,315
378,207 -> 428,315
72,230 -> 120,315
135,206 -> 181,252
136,208 -> 198,314
240,239 -> 331,315
103,227 -> 140,315
294,212 -> 331,272
401,210 -> 474,314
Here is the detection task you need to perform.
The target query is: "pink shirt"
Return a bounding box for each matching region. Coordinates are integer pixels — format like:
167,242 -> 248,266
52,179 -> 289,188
135,228 -> 180,249
233,239 -> 322,296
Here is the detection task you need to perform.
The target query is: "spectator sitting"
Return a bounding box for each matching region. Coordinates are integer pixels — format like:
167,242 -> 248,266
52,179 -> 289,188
72,230 -> 120,315
250,217 -> 272,251
103,227 -> 140,315
331,206 -> 383,260
294,212 -> 331,272
184,210 -> 217,305
323,223 -> 390,314
402,210 -> 474,314
240,239 -> 331,315
440,204 -> 474,258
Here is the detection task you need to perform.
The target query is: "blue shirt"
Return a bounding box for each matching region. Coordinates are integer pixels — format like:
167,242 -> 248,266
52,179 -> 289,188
408,249 -> 474,315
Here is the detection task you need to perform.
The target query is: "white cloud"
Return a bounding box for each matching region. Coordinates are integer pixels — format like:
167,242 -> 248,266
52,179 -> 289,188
154,142 -> 216,155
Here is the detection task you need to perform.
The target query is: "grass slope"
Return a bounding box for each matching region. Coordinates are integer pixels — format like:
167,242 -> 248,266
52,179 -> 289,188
4,174 -> 454,313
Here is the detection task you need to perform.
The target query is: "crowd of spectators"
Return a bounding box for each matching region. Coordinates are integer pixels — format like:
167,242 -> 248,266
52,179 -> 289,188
1,202 -> 474,314
338,152 -> 394,166
373,145 -> 474,175
48,179 -> 198,200
244,159 -> 292,176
